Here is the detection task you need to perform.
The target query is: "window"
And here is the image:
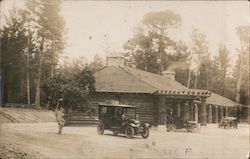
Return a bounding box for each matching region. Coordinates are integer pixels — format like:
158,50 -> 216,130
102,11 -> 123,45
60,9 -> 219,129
101,107 -> 108,114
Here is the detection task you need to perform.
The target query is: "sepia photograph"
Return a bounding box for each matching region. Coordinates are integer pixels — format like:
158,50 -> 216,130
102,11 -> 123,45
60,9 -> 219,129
0,0 -> 249,159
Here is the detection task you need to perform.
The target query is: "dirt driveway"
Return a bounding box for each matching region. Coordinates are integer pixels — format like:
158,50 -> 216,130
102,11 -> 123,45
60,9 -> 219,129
0,123 -> 249,159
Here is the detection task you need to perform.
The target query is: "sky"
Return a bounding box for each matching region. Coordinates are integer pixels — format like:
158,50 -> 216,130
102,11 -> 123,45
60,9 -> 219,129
1,0 -> 249,63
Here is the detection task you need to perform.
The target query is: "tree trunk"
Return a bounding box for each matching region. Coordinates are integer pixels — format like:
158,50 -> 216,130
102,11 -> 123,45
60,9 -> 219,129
51,37 -> 55,78
194,74 -> 198,89
187,69 -> 191,88
34,56 -> 42,108
27,21 -> 31,105
20,73 -> 25,103
206,74 -> 209,90
7,72 -> 12,103
34,38 -> 44,109
27,55 -> 30,105
236,39 -> 244,103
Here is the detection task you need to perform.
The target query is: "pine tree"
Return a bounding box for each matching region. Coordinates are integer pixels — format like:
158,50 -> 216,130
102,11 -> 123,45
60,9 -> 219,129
123,10 -> 189,74
1,7 -> 28,103
217,46 -> 230,95
25,0 -> 66,108
189,28 -> 210,89
235,26 -> 249,104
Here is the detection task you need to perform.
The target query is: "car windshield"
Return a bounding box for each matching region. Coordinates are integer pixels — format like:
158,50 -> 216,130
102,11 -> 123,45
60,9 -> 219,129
99,105 -> 136,119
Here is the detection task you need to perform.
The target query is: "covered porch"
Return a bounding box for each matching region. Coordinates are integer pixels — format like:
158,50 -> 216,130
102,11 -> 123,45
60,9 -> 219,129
204,93 -> 240,123
156,89 -> 211,126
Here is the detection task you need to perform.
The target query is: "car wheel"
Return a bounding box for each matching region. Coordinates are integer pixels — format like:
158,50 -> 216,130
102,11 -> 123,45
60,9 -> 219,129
190,125 -> 198,133
141,127 -> 149,139
113,130 -> 119,136
168,124 -> 176,132
97,122 -> 104,135
125,126 -> 134,138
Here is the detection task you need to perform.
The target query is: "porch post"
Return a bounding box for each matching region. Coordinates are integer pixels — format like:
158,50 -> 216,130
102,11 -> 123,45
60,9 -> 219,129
208,105 -> 212,123
158,96 -> 166,125
225,107 -> 228,117
183,101 -> 191,121
195,103 -> 198,122
177,103 -> 181,117
220,107 -> 224,121
190,103 -> 194,121
186,102 -> 190,119
215,106 -> 218,123
201,97 -> 207,126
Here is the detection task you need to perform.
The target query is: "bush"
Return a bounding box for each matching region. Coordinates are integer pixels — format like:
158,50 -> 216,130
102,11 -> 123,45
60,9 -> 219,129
42,67 -> 95,112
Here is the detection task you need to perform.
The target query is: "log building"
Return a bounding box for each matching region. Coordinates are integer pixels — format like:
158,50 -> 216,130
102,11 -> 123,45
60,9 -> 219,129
89,57 -> 212,126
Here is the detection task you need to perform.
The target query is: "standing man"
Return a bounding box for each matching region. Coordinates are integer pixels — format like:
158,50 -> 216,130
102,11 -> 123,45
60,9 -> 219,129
55,98 -> 66,135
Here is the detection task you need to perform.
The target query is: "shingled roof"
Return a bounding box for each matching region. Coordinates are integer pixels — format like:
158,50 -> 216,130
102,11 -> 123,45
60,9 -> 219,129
94,66 -> 210,97
206,93 -> 239,107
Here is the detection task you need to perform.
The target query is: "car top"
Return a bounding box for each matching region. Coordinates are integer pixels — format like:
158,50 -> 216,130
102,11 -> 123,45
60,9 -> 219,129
98,103 -> 136,108
223,117 -> 236,120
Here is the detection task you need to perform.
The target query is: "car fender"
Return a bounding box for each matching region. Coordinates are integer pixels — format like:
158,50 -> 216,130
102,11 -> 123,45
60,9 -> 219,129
128,123 -> 136,127
142,123 -> 151,128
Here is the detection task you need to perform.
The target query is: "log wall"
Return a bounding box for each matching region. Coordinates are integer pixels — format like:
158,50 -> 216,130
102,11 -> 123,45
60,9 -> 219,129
89,93 -> 159,125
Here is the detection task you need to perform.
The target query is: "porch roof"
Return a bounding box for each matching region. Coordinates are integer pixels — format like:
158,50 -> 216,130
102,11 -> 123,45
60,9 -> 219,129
206,93 -> 239,107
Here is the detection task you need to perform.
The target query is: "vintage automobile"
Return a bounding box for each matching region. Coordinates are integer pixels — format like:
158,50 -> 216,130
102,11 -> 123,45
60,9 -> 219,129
97,103 -> 151,139
218,117 -> 238,129
165,115 -> 199,132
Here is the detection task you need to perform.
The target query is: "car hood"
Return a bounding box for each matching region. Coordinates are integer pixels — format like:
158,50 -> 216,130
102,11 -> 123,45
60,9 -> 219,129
129,119 -> 140,124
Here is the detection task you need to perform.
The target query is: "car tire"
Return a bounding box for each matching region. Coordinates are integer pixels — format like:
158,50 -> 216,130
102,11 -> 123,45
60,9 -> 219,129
141,127 -> 149,139
97,122 -> 104,135
190,125 -> 199,133
125,126 -> 134,139
113,130 -> 119,136
168,124 -> 176,132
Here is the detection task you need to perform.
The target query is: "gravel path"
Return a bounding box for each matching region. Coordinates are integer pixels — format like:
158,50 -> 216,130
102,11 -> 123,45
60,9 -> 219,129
0,123 -> 249,159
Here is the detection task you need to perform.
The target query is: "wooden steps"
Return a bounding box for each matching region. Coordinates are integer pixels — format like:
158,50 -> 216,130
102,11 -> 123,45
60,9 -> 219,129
65,113 -> 98,126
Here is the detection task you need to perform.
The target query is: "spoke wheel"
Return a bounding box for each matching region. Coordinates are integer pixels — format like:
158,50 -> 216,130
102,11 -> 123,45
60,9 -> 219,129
125,126 -> 134,139
190,125 -> 199,133
168,124 -> 176,132
97,122 -> 104,135
141,127 -> 149,139
113,130 -> 119,136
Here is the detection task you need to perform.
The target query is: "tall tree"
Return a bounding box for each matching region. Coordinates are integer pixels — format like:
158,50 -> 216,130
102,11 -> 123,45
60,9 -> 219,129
123,10 -> 189,74
25,0 -> 66,108
235,26 -> 250,104
189,28 -> 210,89
89,54 -> 105,73
217,46 -> 230,95
1,7 -> 28,103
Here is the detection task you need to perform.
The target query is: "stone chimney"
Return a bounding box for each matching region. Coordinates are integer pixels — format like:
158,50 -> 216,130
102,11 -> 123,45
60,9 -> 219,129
162,70 -> 176,80
106,56 -> 125,67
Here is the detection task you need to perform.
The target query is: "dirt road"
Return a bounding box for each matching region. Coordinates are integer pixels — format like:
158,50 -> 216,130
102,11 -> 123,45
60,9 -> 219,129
0,123 -> 249,159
